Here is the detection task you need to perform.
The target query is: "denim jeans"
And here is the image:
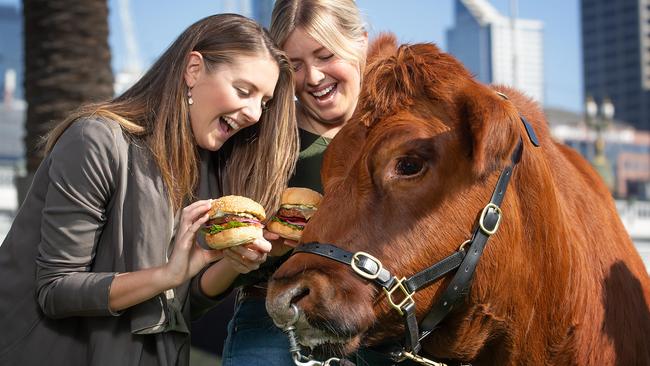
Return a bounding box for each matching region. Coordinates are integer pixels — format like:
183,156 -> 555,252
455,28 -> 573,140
221,298 -> 294,366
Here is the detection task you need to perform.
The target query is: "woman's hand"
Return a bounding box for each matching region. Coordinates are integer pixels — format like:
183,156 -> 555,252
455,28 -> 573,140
164,200 -> 223,287
265,230 -> 299,256
221,238 -> 272,274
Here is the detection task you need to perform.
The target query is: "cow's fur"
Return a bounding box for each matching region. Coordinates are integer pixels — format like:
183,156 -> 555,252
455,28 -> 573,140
266,35 -> 650,365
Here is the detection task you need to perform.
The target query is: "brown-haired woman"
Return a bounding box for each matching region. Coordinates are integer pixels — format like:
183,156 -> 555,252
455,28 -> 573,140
0,13 -> 298,366
219,1 -> 369,365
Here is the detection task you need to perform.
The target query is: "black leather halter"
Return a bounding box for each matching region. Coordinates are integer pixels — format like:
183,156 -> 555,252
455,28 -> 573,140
290,112 -> 540,363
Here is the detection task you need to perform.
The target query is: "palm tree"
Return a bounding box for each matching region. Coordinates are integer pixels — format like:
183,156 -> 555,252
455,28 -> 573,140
19,0 -> 113,200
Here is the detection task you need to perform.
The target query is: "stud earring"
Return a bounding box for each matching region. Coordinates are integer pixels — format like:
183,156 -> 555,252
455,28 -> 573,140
187,89 -> 194,105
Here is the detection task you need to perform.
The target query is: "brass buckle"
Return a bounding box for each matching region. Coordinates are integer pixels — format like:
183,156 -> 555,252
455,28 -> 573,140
458,239 -> 472,252
351,251 -> 383,280
383,277 -> 415,316
479,203 -> 502,235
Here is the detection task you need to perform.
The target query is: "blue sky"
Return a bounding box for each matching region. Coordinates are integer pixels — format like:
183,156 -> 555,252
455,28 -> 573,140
1,0 -> 582,112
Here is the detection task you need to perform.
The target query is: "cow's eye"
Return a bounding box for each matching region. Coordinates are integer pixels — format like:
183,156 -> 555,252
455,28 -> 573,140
394,156 -> 425,177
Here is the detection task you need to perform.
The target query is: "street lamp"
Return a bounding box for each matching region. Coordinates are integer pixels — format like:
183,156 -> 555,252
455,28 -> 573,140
585,95 -> 615,192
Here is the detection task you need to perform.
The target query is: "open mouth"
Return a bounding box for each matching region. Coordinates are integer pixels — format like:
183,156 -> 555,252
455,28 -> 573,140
310,83 -> 337,102
218,116 -> 240,134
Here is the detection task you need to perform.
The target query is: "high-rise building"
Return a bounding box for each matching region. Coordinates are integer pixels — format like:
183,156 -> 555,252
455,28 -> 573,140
581,0 -> 650,131
224,0 -> 274,28
0,5 -> 23,101
446,0 -> 544,104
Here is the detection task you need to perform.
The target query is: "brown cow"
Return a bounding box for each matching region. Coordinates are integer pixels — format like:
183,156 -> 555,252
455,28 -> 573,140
266,35 -> 650,365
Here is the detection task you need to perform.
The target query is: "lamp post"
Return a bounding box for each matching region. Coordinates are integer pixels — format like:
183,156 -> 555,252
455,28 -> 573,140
585,95 -> 615,192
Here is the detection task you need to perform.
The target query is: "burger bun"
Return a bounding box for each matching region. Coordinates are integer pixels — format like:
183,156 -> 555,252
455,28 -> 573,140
267,220 -> 302,241
203,225 -> 263,249
208,195 -> 266,221
281,187 -> 322,206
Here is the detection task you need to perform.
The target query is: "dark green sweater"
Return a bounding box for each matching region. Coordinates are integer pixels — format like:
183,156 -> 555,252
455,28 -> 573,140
234,128 -> 331,288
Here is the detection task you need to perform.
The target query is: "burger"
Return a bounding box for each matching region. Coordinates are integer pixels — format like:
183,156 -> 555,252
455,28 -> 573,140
267,187 -> 323,241
202,195 -> 266,249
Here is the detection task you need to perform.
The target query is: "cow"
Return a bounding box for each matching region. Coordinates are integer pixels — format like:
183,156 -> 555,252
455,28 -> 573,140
266,35 -> 650,365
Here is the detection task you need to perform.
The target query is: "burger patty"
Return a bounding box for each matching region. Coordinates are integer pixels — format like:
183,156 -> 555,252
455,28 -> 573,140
277,207 -> 306,219
207,215 -> 263,227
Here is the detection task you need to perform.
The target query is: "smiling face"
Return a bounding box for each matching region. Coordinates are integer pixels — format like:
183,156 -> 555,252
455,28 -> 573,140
186,53 -> 279,151
283,27 -> 362,127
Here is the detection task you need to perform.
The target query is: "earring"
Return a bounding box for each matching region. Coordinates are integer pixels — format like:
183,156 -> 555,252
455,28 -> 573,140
187,89 -> 194,105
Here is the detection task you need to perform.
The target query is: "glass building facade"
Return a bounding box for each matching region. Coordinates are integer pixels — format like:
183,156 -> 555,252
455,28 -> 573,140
0,5 -> 23,100
581,0 -> 650,131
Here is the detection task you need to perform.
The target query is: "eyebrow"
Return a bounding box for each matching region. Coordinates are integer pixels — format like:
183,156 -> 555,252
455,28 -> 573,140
289,46 -> 329,63
236,79 -> 274,99
236,79 -> 258,92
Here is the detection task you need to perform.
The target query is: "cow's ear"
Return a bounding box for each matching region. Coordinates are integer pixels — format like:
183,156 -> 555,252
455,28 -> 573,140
367,33 -> 398,65
458,83 -> 520,178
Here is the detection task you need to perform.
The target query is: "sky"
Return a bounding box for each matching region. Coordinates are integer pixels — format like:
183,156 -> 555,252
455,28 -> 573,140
1,0 -> 583,112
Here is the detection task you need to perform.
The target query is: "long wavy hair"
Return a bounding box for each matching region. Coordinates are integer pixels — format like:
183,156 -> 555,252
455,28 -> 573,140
45,14 -> 299,212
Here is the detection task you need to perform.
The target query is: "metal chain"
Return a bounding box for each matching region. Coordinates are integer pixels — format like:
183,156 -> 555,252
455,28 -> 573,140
401,351 -> 448,366
283,304 -> 344,366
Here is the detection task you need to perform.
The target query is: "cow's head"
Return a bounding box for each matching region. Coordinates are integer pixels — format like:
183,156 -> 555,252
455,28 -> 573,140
266,35 -> 532,359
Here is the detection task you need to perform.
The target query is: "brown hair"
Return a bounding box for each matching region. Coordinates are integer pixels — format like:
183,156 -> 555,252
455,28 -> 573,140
45,14 -> 298,212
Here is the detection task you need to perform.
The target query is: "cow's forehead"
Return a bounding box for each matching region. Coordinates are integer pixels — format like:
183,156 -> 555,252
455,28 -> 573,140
364,109 -> 453,143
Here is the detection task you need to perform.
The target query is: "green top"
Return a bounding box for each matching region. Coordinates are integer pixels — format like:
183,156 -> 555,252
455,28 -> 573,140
233,128 -> 331,288
288,128 -> 331,193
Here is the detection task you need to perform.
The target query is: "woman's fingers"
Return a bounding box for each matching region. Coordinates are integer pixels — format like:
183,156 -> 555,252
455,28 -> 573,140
244,238 -> 272,254
174,213 -> 209,252
190,213 -> 210,232
223,248 -> 262,272
203,249 -> 223,263
227,244 -> 267,262
180,200 -> 212,229
263,229 -> 280,241
223,256 -> 254,273
183,199 -> 212,213
283,239 -> 299,248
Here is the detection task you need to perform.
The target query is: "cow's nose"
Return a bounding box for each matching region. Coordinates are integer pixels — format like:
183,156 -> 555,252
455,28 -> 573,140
266,282 -> 310,327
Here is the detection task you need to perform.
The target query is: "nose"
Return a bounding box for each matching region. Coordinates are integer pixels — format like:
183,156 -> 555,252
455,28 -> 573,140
242,99 -> 263,125
265,281 -> 311,327
306,64 -> 325,86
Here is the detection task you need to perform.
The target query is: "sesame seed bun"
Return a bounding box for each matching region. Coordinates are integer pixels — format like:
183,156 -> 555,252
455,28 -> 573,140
281,188 -> 322,207
208,195 -> 266,221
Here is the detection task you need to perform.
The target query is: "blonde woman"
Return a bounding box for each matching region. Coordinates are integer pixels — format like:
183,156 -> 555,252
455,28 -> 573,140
0,14 -> 297,366
219,1 -> 376,365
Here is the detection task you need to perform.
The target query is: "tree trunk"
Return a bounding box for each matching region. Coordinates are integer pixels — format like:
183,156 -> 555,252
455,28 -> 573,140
22,0 -> 113,175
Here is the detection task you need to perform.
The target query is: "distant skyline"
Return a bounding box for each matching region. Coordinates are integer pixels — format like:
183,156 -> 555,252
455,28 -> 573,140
0,0 -> 582,112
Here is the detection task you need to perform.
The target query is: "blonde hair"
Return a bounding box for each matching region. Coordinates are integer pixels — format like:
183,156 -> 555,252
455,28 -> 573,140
270,0 -> 367,71
45,14 -> 298,212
